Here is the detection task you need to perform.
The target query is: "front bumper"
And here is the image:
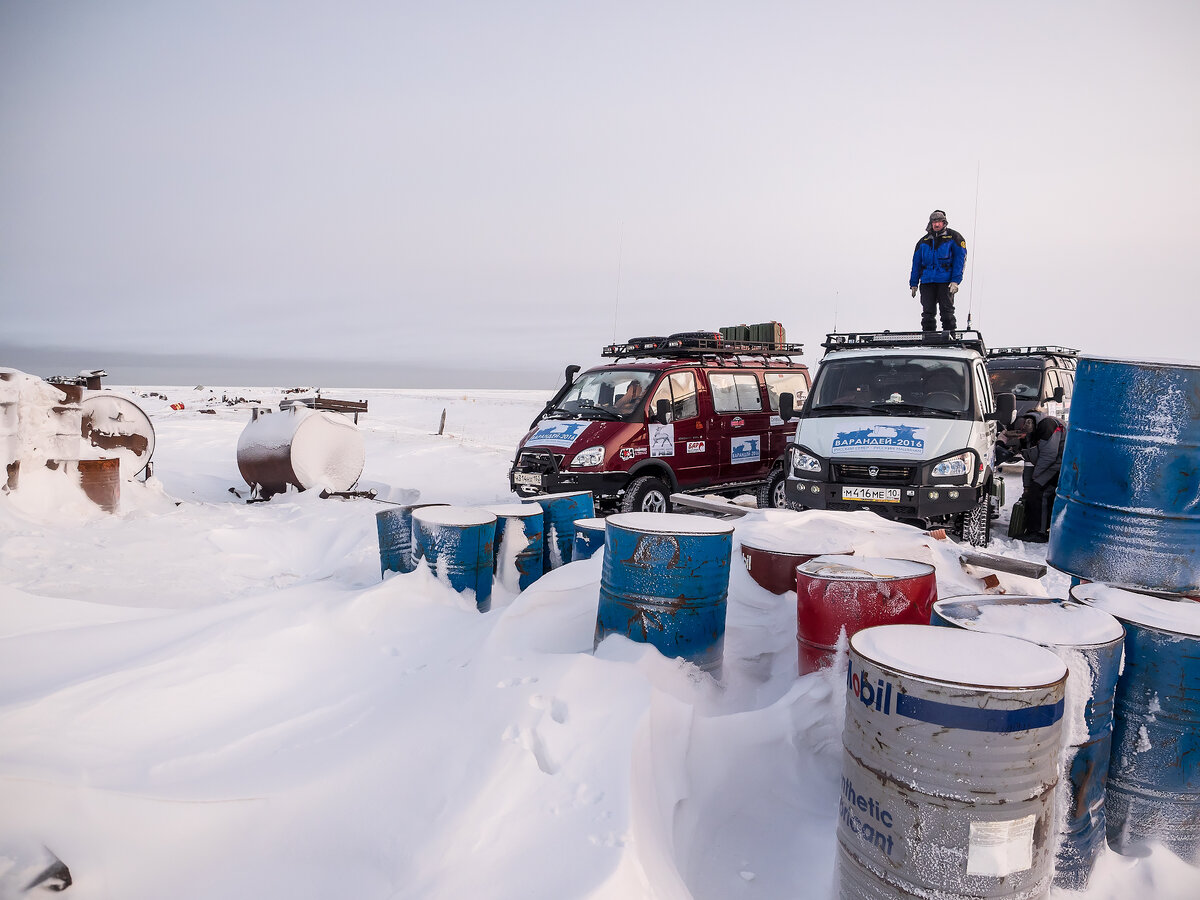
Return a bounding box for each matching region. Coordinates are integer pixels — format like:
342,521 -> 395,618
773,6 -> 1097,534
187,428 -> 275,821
785,476 -> 983,519
510,469 -> 632,501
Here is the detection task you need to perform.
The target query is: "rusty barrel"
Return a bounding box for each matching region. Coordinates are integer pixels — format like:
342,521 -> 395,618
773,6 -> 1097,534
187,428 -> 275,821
839,624 -> 1066,900
594,512 -> 733,674
411,506 -> 497,612
796,556 -> 937,674
78,458 -> 120,513
523,490 -> 595,570
0,370 -> 17,491
375,502 -> 448,576
236,406 -> 365,499
931,595 -> 1124,891
1048,356 -> 1200,594
739,536 -> 854,595
48,382 -> 83,463
1070,582 -> 1200,863
483,503 -> 545,592
80,393 -> 156,478
571,517 -> 607,562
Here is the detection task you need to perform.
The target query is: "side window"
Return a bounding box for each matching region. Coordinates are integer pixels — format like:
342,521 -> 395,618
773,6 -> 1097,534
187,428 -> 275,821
708,372 -> 762,413
669,371 -> 699,420
649,377 -> 672,421
765,371 -> 809,412
974,363 -> 994,414
1046,370 -> 1063,400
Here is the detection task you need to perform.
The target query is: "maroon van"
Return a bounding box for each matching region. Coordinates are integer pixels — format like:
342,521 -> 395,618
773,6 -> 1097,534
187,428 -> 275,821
509,334 -> 810,512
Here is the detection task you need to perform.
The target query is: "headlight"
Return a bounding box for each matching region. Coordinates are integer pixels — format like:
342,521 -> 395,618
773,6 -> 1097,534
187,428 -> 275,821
790,447 -> 821,473
571,445 -> 605,468
932,453 -> 970,478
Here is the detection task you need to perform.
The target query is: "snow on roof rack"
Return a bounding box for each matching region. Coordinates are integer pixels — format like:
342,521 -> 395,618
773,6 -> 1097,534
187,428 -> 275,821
987,345 -> 1078,358
822,330 -> 987,355
602,335 -> 804,360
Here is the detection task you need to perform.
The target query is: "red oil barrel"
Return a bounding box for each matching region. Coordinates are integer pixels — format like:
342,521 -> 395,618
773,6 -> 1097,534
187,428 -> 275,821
78,457 -> 120,512
236,406 -> 365,499
795,555 -> 938,674
739,538 -> 854,594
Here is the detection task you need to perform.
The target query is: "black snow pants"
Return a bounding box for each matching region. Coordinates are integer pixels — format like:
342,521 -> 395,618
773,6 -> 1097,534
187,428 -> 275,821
919,283 -> 957,331
1023,475 -> 1059,537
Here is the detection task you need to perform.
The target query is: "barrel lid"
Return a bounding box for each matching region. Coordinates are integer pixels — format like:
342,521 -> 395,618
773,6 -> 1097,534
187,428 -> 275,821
933,595 -> 1124,646
413,505 -> 497,527
852,624 -> 1067,688
606,512 -> 733,535
798,555 -> 932,580
1071,583 -> 1200,637
482,503 -> 542,518
573,517 -> 607,531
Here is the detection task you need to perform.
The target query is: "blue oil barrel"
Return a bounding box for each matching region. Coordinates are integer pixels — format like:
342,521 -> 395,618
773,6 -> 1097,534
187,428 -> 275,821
931,595 -> 1125,890
482,503 -> 544,592
1071,582 -> 1200,863
839,625 -> 1067,900
571,517 -> 607,562
375,502 -> 448,576
594,512 -> 733,674
523,490 -> 595,570
411,506 -> 497,612
1048,356 -> 1200,595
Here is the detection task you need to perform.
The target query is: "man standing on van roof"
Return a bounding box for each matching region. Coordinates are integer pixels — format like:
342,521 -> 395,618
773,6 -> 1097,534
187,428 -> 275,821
910,209 -> 968,332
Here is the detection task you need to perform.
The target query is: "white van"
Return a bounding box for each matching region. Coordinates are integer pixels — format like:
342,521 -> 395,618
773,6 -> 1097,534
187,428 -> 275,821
780,331 -> 1015,546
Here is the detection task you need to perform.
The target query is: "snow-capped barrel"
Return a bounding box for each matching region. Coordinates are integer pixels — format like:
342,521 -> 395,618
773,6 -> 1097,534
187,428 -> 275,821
482,503 -> 544,592
411,506 -> 497,612
236,406 -> 365,500
1070,582 -> 1200,863
795,556 -> 937,675
80,393 -> 156,478
77,457 -> 120,513
739,539 -> 856,596
1048,356 -> 1200,595
375,502 -> 448,577
571,517 -> 607,562
839,625 -> 1066,900
931,595 -> 1125,891
522,490 -> 595,570
594,512 -> 733,674
48,382 -> 83,463
0,370 -> 17,490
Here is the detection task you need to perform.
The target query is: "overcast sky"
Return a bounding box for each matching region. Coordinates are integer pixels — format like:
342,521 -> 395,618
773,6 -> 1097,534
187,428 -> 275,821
2,1 -> 1197,388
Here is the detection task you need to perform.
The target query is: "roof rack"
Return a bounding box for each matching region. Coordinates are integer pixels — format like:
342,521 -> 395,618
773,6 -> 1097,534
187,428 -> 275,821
822,330 -> 987,355
602,336 -> 804,360
987,345 -> 1078,358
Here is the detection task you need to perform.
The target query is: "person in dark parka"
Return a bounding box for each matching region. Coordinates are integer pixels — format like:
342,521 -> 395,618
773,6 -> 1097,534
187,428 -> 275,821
1010,411 -> 1065,542
910,209 -> 968,331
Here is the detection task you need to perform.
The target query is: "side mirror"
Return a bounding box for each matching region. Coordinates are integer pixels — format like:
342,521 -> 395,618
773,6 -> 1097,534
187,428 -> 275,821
655,398 -> 671,423
1052,385 -> 1065,403
991,392 -> 1017,427
778,392 -> 794,423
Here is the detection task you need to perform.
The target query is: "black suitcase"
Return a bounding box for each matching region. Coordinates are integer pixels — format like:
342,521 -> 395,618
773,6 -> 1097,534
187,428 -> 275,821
1008,499 -> 1026,538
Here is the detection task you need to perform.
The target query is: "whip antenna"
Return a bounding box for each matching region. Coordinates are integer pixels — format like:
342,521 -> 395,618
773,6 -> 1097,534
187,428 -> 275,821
612,223 -> 624,341
967,162 -> 981,329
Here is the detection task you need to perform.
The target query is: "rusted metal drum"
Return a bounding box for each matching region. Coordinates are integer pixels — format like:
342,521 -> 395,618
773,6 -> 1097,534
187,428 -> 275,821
411,506 -> 497,612
1070,582 -> 1200,863
48,383 -> 83,462
931,595 -> 1124,891
594,512 -> 733,674
80,393 -> 156,478
839,624 -> 1066,900
78,457 -> 120,513
0,370 -> 17,491
1048,356 -> 1200,595
739,537 -> 855,595
523,490 -> 595,570
375,502 -> 448,577
796,556 -> 938,675
571,517 -> 607,562
236,406 -> 365,499
483,503 -> 544,592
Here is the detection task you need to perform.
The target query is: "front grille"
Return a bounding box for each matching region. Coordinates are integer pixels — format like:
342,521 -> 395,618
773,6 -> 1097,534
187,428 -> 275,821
832,463 -> 914,484
517,450 -> 564,473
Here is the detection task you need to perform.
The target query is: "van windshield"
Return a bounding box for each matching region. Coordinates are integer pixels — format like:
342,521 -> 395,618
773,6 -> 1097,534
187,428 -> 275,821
548,370 -> 657,422
809,356 -> 971,417
989,367 -> 1041,400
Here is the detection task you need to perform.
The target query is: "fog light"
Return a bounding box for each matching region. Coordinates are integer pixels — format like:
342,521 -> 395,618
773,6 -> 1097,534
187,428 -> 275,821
928,490 -> 940,500
810,485 -> 821,494
948,490 -> 960,499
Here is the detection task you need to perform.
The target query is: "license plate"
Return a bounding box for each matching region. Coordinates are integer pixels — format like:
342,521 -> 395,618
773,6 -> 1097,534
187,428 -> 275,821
841,486 -> 901,503
513,472 -> 543,486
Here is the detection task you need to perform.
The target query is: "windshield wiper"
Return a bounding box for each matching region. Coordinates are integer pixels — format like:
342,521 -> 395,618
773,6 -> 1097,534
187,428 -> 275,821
871,401 -> 960,418
576,408 -> 621,421
811,403 -> 878,415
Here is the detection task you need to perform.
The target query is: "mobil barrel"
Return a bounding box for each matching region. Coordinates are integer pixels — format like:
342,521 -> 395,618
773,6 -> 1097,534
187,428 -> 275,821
1048,356 -> 1200,595
571,517 -> 607,562
931,595 -> 1124,891
524,491 -> 595,570
483,503 -> 544,592
594,512 -> 733,674
411,506 -> 497,612
1070,582 -> 1200,863
376,502 -> 448,576
796,556 -> 937,675
839,624 -> 1066,900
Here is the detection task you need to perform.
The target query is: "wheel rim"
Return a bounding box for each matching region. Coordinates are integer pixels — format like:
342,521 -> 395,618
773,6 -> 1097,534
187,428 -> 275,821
772,479 -> 787,508
642,490 -> 667,513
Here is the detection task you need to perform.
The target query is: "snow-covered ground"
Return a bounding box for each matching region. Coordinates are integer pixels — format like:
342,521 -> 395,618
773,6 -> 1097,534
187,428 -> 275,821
1,385 -> 1197,899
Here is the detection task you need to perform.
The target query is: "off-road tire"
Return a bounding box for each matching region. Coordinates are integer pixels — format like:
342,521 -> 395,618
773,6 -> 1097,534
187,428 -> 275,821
956,491 -> 992,547
757,466 -> 789,509
621,475 -> 671,514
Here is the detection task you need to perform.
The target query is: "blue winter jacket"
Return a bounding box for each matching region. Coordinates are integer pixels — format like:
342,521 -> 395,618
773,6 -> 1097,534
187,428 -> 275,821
910,227 -> 967,287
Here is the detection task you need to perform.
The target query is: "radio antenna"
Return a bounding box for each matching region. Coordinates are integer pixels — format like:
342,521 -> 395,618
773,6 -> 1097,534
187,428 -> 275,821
611,223 -> 625,341
967,162 -> 981,329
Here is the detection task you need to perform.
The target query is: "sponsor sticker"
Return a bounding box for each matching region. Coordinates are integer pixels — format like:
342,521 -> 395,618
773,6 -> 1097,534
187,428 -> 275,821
731,416 -> 745,428
831,423 -> 925,457
649,423 -> 675,457
686,440 -> 706,453
731,435 -> 761,465
529,421 -> 590,448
